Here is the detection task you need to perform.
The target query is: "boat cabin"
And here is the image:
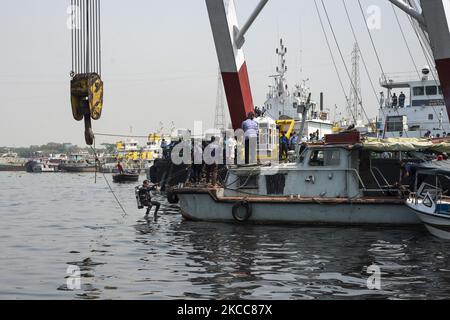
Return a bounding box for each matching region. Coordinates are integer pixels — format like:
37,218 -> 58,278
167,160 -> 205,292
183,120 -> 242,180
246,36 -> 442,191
223,140 -> 403,200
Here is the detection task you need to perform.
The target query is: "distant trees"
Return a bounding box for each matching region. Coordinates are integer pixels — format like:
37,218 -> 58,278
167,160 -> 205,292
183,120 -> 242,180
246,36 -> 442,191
0,143 -> 108,158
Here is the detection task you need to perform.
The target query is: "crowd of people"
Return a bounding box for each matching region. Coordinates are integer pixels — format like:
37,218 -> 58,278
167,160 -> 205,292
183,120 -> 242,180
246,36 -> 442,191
424,131 -> 450,139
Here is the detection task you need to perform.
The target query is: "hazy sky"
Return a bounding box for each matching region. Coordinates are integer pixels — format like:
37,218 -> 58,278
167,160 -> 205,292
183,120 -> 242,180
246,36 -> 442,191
0,0 -> 428,147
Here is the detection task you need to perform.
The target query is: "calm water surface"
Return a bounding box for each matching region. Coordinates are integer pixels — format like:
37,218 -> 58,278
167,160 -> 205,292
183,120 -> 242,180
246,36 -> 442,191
1,172 -> 450,300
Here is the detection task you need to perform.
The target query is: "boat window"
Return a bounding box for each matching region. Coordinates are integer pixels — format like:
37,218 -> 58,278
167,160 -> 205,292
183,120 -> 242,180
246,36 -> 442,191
429,114 -> 434,120
386,116 -> 404,132
238,175 -> 258,189
413,87 -> 425,96
438,86 -> 443,95
426,86 -> 438,95
309,149 -> 340,167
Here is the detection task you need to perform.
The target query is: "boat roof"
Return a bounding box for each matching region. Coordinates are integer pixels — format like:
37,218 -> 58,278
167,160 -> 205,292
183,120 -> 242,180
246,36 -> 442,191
307,143 -> 361,150
415,160 -> 450,175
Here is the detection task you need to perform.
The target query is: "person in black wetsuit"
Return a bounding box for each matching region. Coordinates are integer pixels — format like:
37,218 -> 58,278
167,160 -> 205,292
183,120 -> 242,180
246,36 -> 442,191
139,180 -> 161,220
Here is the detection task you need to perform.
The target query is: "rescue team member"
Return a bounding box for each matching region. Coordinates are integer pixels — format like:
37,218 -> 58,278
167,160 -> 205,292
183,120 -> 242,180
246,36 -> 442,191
139,180 -> 161,220
242,112 -> 258,164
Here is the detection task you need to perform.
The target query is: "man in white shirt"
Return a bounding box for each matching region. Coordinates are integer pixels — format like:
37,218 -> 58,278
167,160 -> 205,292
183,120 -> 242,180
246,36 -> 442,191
241,112 -> 259,164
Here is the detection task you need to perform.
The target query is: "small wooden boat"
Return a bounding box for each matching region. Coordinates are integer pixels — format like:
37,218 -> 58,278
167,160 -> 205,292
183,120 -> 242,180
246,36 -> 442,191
113,173 -> 140,183
406,161 -> 450,239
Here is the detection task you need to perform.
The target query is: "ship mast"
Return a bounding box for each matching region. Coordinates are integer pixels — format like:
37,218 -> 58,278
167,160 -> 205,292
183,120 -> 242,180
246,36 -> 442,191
275,39 -> 288,115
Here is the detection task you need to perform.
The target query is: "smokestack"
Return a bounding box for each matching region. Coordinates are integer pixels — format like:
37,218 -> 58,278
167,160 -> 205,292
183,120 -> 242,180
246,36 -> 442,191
320,92 -> 324,112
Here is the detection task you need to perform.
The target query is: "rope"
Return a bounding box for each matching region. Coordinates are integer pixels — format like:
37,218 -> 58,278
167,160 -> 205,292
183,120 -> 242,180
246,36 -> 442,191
320,0 -> 371,124
313,0 -> 355,123
391,4 -> 420,78
71,0 -> 101,76
341,0 -> 379,104
98,0 -> 102,77
357,0 -> 386,77
89,138 -> 128,217
94,132 -> 151,139
71,0 -> 74,75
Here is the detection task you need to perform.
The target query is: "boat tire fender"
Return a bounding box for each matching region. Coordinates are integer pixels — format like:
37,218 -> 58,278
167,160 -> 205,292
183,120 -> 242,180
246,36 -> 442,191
232,201 -> 252,222
167,191 -> 179,204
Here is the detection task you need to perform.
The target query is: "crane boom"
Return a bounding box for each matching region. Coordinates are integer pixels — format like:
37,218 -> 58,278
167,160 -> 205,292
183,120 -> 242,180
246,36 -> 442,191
389,0 -> 450,120
206,0 -> 265,130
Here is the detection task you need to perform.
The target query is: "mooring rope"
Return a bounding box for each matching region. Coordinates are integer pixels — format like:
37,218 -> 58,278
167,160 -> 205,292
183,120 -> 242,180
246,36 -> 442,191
89,139 -> 128,217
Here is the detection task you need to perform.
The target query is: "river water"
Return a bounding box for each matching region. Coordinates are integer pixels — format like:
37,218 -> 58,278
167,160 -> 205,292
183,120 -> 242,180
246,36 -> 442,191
1,172 -> 450,300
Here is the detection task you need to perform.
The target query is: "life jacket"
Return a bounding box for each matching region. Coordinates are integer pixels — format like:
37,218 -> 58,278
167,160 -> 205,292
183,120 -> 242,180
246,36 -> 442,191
138,187 -> 151,206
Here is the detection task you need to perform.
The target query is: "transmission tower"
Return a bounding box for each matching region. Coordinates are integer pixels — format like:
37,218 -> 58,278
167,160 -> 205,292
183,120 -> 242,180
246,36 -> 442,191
214,70 -> 227,130
348,43 -> 363,124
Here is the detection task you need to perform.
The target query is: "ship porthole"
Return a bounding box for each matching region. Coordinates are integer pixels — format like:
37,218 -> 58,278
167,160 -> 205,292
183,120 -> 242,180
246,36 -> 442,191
232,201 -> 252,222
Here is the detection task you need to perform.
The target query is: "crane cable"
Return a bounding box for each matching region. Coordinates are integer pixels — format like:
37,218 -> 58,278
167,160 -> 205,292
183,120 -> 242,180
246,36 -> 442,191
391,4 -> 421,78
357,0 -> 386,77
71,0 -> 101,76
313,0 -> 356,123
89,138 -> 128,217
341,0 -> 390,135
319,0 -> 371,124
341,0 -> 379,104
356,0 -> 411,137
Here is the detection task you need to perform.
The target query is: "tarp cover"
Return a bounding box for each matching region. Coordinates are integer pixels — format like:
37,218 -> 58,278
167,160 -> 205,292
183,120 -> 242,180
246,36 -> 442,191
362,138 -> 434,152
414,160 -> 450,175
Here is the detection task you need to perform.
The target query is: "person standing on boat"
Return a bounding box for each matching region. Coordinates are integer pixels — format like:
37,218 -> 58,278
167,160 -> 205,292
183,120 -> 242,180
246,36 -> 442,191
226,135 -> 237,165
205,137 -> 220,185
289,132 -> 298,150
242,112 -> 259,164
279,132 -> 289,161
117,161 -> 124,174
399,92 -> 406,108
160,139 -> 168,149
379,92 -> 385,109
392,93 -> 398,108
191,142 -> 203,183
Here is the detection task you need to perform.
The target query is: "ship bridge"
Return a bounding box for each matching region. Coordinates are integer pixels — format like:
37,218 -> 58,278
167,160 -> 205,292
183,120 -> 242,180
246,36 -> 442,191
378,70 -> 449,138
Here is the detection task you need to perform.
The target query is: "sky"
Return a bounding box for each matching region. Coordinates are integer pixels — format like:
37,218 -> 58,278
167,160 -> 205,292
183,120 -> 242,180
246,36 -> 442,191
0,0 -> 428,147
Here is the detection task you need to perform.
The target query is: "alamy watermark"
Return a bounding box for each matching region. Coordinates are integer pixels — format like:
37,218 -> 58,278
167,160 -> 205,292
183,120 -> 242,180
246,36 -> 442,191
367,5 -> 382,30
168,121 -> 280,169
66,4 -> 81,30
366,265 -> 381,290
66,265 -> 81,290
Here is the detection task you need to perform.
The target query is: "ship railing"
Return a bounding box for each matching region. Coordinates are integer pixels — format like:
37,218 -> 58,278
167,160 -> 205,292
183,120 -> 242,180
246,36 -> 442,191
372,167 -> 390,186
347,168 -> 367,190
380,71 -> 421,86
348,168 -> 401,195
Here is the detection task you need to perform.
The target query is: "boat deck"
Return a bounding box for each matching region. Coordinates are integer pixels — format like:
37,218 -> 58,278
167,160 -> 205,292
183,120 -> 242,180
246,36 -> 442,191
175,187 -> 406,205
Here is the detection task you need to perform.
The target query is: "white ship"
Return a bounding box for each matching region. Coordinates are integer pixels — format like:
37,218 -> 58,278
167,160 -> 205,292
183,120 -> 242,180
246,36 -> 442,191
264,39 -> 333,140
378,68 -> 450,138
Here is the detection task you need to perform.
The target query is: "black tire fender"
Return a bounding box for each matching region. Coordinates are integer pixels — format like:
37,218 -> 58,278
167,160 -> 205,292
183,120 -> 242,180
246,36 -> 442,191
232,201 -> 252,222
167,191 -> 179,204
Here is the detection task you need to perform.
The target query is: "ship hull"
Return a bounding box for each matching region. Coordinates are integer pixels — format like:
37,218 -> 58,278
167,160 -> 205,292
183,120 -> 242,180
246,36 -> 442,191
0,164 -> 26,172
177,189 -> 421,226
59,164 -> 98,173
